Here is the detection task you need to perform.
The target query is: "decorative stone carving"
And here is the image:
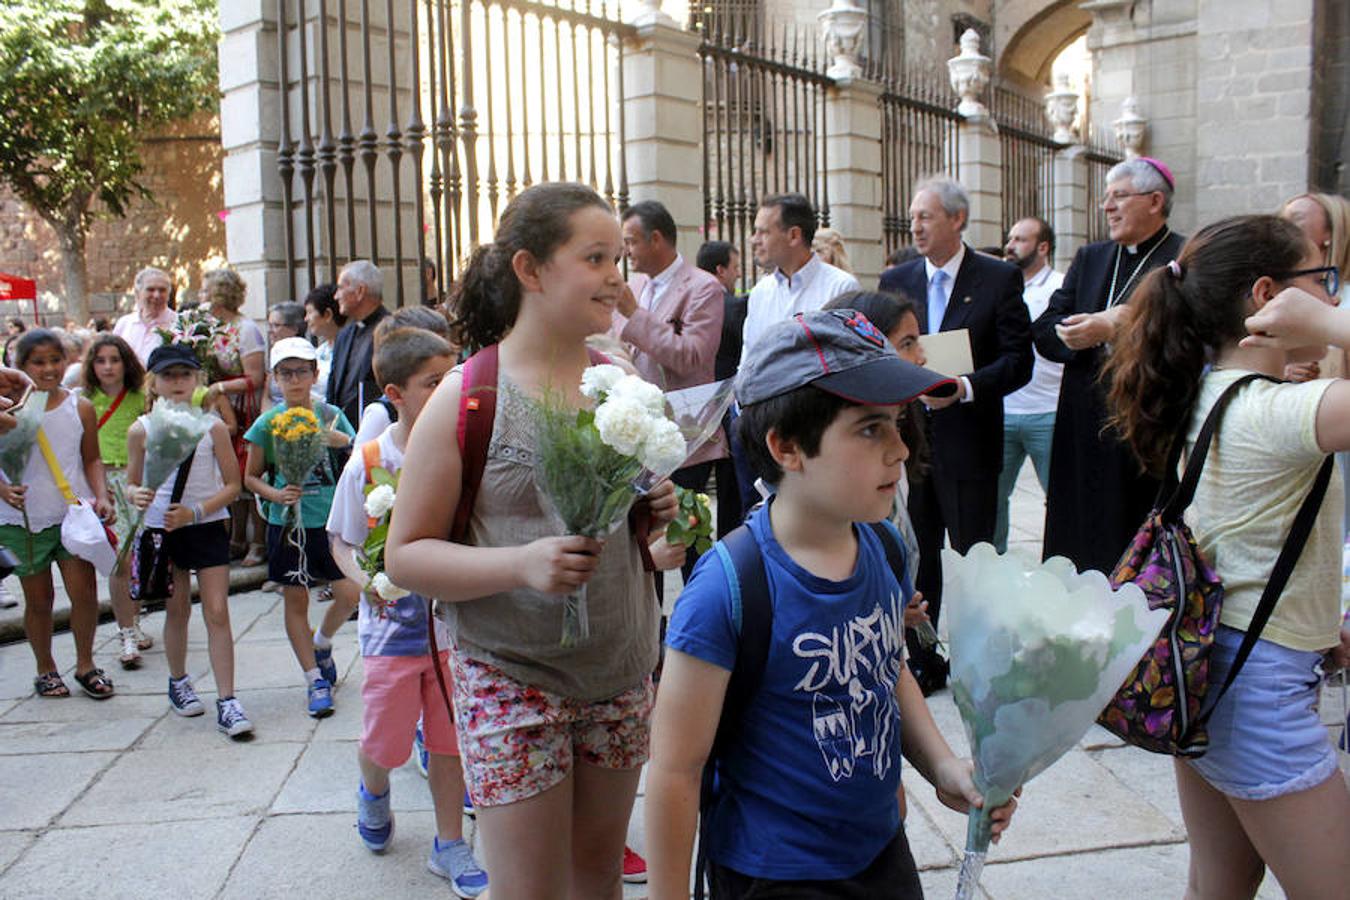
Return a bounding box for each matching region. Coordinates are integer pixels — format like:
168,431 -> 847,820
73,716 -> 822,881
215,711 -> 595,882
818,0 -> 868,82
948,28 -> 991,119
1044,73 -> 1080,145
627,0 -> 673,28
1113,96 -> 1147,158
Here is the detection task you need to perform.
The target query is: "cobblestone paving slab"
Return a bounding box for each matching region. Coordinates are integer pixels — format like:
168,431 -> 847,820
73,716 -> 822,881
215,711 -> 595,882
271,739 -> 435,814
0,816 -> 257,900
0,716 -> 158,754
57,742 -> 305,827
0,751 -> 116,830
0,830 -> 35,875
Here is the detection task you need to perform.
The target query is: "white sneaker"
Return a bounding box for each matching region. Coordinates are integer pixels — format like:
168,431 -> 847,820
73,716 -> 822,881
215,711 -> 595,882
0,582 -> 17,608
132,618 -> 154,651
118,628 -> 142,669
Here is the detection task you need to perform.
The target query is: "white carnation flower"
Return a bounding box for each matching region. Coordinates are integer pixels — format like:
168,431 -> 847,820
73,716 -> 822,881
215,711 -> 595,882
579,364 -> 627,401
364,483 -> 396,519
593,396 -> 651,457
608,374 -> 666,416
640,417 -> 688,474
371,572 -> 410,602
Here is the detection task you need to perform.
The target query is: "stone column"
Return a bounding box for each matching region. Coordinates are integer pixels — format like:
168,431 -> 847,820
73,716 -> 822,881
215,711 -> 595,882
1051,146 -> 1089,271
218,2 -> 285,318
621,19 -> 705,258
823,77 -> 884,284
948,30 -> 1001,249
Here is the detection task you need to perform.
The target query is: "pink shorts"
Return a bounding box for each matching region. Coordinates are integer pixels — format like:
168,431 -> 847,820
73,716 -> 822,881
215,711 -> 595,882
360,651 -> 458,770
451,652 -> 654,808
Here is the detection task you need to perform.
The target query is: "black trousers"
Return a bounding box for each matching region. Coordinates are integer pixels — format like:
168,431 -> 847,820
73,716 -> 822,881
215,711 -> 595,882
906,468 -> 996,668
709,828 -> 922,899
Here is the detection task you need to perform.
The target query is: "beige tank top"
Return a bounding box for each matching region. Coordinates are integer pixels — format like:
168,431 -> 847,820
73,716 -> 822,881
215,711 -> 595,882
441,371 -> 659,700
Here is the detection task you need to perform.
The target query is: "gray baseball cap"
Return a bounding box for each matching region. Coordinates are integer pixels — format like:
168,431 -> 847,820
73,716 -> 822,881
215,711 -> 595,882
735,308 -> 958,407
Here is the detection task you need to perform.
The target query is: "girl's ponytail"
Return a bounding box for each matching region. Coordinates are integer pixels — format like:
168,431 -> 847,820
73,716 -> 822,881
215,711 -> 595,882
1104,214 -> 1309,475
448,182 -> 612,353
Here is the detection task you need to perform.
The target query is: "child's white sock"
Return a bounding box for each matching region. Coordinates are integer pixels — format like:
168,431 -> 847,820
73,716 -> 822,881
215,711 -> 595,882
304,667 -> 322,684
313,628 -> 332,650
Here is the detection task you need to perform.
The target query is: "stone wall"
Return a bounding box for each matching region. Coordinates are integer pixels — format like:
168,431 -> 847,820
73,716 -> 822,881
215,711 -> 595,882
0,114 -> 226,324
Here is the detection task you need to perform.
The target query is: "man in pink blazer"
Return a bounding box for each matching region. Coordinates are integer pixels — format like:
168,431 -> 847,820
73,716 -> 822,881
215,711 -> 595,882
612,200 -> 727,575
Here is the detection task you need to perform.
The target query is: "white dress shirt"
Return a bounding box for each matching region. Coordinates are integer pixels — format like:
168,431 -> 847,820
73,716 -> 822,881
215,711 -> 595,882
1004,264 -> 1066,415
923,245 -> 974,403
741,254 -> 860,357
640,254 -> 684,311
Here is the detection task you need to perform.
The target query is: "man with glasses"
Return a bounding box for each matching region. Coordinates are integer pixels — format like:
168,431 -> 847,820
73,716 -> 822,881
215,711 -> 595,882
1032,157 -> 1187,575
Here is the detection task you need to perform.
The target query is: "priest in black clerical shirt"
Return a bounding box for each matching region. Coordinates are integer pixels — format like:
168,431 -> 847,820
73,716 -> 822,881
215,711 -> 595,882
1032,157 -> 1186,575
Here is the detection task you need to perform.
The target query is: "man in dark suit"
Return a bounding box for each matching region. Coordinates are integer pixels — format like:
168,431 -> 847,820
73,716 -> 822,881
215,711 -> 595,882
1032,157 -> 1185,576
697,239 -> 747,536
327,259 -> 390,427
879,176 -> 1033,694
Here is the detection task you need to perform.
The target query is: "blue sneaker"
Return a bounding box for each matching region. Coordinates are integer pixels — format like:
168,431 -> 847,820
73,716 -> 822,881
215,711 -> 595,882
313,644 -> 338,686
427,837 -> 488,898
356,783 -> 393,852
462,790 -> 475,818
168,676 -> 204,717
307,677 -> 334,718
413,722 -> 428,777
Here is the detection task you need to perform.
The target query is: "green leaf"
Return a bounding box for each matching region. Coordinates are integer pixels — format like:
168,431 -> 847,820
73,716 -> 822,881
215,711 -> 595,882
370,467 -> 397,488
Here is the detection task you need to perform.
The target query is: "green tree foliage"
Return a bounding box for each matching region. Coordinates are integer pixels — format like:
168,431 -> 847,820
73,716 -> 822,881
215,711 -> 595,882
0,0 -> 218,322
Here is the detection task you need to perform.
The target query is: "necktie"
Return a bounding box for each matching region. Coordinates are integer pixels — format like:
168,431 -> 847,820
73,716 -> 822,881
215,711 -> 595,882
927,269 -> 949,334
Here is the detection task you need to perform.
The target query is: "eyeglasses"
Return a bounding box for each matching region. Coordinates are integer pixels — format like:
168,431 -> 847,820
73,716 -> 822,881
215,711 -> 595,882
274,365 -> 314,381
1282,265 -> 1341,298
1099,190 -> 1156,207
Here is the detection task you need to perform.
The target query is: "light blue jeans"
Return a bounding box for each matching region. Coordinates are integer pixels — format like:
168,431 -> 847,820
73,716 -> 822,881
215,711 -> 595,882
995,412 -> 1055,552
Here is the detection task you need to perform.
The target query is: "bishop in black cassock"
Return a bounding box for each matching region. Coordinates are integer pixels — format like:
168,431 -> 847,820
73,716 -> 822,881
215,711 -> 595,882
1032,158 -> 1186,576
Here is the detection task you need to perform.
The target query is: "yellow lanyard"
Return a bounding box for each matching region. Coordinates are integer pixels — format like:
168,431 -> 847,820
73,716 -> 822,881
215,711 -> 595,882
35,428 -> 78,505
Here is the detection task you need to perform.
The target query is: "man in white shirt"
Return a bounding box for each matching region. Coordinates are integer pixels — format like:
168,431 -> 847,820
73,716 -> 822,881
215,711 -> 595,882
112,267 -> 178,364
740,193 -> 859,358
995,216 -> 1065,552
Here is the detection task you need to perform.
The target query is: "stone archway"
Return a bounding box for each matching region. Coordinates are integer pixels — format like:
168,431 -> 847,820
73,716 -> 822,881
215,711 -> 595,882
995,0 -> 1092,90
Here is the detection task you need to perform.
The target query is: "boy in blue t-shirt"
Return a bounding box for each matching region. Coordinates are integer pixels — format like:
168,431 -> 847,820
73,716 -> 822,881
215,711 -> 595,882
647,309 -> 1018,898
328,326 -> 486,897
243,337 -> 360,718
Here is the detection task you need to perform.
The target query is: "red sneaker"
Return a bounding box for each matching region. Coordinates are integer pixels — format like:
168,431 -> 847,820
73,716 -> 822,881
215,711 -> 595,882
622,845 -> 648,884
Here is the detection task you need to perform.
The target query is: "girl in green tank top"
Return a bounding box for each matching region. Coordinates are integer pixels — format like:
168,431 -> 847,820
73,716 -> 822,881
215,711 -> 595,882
81,335 -> 151,667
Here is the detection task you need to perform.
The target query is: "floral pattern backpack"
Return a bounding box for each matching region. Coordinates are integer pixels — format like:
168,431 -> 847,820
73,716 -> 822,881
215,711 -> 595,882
1098,373 -> 1333,756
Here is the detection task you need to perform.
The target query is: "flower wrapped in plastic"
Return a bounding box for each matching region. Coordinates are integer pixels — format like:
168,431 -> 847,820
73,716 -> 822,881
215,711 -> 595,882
533,366 -> 735,647
114,400 -> 216,573
158,307 -> 238,383
0,390 -> 49,562
944,543 -> 1169,900
357,464 -> 411,614
270,406 -> 326,582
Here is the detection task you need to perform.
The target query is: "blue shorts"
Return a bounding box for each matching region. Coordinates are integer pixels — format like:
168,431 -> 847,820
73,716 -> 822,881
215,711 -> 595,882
1187,626 -> 1339,800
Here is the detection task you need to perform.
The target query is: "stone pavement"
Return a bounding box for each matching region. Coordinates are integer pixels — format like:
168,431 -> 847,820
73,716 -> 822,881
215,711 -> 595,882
0,462 -> 1345,898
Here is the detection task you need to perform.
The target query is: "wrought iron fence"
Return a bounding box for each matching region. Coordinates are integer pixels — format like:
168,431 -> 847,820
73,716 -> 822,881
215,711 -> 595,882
1084,130 -> 1122,244
694,4 -> 833,293
993,87 -> 1063,242
273,0 -> 633,307
878,69 -> 962,256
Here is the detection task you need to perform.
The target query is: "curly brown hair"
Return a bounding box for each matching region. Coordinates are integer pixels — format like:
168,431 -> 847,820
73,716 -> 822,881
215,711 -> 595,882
81,334 -> 145,395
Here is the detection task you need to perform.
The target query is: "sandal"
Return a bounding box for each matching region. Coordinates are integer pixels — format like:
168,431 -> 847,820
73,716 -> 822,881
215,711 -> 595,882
241,544 -> 267,568
34,671 -> 70,698
73,667 -> 115,700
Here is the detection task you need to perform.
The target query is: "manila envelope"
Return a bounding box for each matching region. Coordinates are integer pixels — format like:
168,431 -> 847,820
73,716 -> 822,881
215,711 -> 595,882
918,328 -> 974,377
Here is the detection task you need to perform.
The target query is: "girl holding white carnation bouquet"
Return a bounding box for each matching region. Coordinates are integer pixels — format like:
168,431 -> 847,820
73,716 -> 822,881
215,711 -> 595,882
128,344 -> 247,736
1105,215 -> 1350,898
386,182 -> 679,898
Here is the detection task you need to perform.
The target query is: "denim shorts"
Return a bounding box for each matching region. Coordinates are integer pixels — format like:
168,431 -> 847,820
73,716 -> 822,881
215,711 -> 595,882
1186,626 -> 1339,800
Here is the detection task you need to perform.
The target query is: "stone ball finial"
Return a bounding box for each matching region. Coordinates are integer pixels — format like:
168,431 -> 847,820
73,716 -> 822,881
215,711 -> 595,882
948,28 -> 991,119
1113,95 -> 1147,158
627,0 -> 673,28
1045,73 -> 1081,145
818,0 -> 869,81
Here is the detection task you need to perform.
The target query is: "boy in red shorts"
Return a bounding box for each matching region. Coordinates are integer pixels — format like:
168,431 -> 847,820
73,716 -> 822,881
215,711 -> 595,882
328,326 -> 486,897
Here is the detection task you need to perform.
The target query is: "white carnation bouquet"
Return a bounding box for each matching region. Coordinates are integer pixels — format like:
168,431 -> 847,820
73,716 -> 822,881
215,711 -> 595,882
944,543 -> 1168,899
533,364 -> 734,647
357,467 -> 411,613
114,401 -> 216,574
